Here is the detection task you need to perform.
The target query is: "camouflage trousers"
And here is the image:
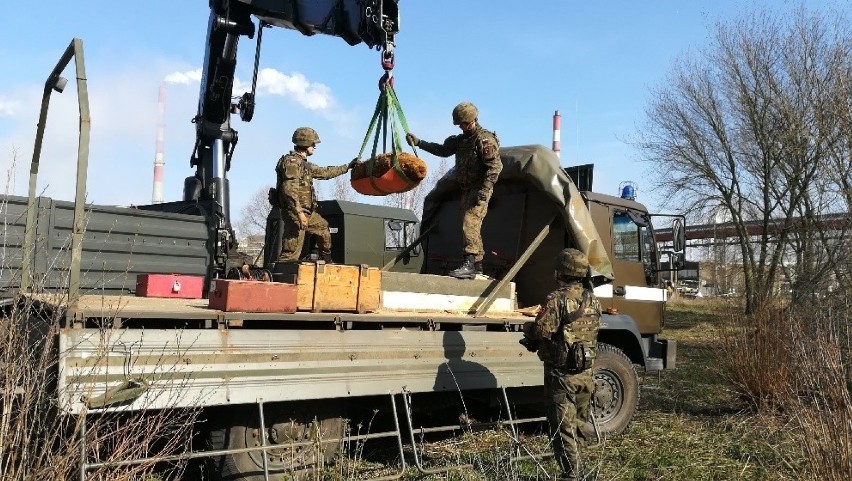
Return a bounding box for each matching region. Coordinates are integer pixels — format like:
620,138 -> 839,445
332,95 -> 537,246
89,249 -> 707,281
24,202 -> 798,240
545,368 -> 595,481
278,210 -> 331,261
460,185 -> 493,262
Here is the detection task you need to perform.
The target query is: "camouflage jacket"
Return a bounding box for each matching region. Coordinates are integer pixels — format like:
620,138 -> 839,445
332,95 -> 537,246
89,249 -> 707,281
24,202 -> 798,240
523,281 -> 602,372
276,151 -> 349,219
418,126 -> 502,191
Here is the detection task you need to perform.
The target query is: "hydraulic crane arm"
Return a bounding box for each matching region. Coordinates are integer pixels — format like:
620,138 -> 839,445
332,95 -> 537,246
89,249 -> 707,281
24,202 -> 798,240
186,0 -> 399,274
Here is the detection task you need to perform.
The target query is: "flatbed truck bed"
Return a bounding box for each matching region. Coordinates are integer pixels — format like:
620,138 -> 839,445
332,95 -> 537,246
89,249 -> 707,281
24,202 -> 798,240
25,293 -> 539,414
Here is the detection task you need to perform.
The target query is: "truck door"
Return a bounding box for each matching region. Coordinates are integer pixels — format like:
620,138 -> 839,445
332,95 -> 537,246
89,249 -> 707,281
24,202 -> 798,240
607,210 -> 666,334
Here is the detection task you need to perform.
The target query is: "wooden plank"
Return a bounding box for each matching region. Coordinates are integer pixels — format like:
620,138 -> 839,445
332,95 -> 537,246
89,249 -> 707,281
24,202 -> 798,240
296,262 -> 315,310
356,265 -> 381,313
474,214 -> 556,317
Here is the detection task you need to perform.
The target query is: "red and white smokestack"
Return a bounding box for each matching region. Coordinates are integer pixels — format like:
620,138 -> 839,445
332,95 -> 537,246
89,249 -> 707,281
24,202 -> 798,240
552,110 -> 562,159
152,85 -> 166,204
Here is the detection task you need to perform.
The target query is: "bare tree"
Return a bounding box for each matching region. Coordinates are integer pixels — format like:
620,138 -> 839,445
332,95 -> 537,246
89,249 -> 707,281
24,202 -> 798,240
234,185 -> 273,240
330,175 -> 353,202
636,7 -> 851,312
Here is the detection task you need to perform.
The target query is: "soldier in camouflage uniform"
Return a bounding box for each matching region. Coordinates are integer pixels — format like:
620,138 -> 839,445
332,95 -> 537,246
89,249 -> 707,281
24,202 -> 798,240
276,127 -> 356,262
520,248 -> 602,481
405,102 -> 502,279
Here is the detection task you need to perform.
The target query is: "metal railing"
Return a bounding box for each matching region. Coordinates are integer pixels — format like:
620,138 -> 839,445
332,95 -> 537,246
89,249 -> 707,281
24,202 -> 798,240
76,387 -> 558,479
78,393 -> 409,481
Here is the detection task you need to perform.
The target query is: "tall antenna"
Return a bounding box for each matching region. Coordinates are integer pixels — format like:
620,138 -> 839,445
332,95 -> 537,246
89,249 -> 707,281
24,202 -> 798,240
552,110 -> 561,159
152,84 -> 166,204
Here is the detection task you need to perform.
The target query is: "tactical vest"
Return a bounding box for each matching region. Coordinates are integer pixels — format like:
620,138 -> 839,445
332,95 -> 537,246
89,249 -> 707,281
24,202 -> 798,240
455,127 -> 498,187
539,284 -> 601,372
276,152 -> 316,214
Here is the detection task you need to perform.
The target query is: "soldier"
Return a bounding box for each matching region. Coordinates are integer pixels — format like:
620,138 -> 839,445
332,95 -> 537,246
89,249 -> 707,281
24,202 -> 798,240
519,248 -> 602,481
405,102 -> 502,279
276,127 -> 356,263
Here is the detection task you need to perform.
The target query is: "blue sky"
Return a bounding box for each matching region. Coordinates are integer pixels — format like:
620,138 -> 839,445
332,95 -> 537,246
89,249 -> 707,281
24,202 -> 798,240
1,1 -> 848,231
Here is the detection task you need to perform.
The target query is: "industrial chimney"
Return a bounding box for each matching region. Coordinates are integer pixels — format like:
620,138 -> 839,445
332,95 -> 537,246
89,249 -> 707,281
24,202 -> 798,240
152,85 -> 166,204
552,110 -> 561,159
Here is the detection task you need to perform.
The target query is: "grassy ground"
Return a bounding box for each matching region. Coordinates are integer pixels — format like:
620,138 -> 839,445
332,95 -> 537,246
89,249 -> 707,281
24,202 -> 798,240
328,298 -> 799,481
584,298 -> 796,481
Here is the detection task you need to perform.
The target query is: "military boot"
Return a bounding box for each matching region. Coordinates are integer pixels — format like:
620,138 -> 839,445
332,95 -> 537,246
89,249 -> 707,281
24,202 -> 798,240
449,255 -> 477,279
321,252 -> 333,264
474,261 -> 483,276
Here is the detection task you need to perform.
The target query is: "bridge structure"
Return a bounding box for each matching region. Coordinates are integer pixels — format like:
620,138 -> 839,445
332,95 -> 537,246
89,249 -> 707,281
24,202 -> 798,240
654,212 -> 852,297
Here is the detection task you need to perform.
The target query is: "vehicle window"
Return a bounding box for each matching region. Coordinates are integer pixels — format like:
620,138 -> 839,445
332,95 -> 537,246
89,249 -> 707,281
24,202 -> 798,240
384,220 -> 420,255
613,213 -> 640,261
385,220 -> 405,249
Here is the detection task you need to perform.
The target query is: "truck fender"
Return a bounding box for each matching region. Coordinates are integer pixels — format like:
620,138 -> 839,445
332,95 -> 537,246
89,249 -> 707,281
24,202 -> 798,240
597,313 -> 645,367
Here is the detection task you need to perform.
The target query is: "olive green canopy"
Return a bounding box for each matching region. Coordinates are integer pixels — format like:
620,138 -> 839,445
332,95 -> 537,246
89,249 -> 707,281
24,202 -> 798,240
421,144 -> 614,282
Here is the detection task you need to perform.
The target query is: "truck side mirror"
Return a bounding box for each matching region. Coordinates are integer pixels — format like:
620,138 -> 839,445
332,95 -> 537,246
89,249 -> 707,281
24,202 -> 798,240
388,220 -> 403,232
672,218 -> 685,253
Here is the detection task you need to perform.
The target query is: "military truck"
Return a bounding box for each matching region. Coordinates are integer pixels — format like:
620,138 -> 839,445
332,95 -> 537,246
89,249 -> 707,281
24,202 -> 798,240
6,144 -> 680,479
4,1 -> 684,479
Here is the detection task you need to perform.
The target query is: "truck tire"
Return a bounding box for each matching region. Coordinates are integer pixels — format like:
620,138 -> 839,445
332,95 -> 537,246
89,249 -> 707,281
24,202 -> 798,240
593,343 -> 639,435
207,402 -> 343,480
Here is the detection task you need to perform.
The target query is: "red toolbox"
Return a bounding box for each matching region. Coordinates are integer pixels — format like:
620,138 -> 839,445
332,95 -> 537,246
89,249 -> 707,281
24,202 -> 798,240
136,274 -> 204,299
208,279 -> 297,313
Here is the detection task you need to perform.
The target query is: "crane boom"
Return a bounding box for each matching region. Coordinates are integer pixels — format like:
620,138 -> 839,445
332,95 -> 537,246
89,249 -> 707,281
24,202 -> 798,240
186,0 -> 399,274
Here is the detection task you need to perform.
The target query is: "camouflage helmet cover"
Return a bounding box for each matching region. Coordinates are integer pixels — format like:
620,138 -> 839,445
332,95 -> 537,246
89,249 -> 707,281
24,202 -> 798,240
452,102 -> 478,125
292,127 -> 321,147
555,248 -> 589,278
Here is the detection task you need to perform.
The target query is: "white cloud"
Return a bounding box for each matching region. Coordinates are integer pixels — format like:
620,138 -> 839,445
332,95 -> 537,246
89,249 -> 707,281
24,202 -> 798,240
254,68 -> 333,110
165,66 -> 334,111
0,99 -> 20,117
1,59 -> 357,225
163,68 -> 202,85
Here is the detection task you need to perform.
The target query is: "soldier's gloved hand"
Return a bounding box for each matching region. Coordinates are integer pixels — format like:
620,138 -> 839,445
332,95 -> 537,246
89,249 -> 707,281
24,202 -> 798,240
519,336 -> 539,353
298,212 -> 308,229
348,158 -> 359,170
405,133 -> 420,147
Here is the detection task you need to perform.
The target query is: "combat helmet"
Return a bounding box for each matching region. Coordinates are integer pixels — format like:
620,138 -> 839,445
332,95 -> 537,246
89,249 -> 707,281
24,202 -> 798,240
555,248 -> 589,279
452,102 -> 478,125
292,127 -> 321,147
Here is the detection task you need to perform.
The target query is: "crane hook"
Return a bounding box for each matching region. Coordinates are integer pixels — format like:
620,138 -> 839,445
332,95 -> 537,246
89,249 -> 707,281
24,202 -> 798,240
378,71 -> 395,90
378,50 -> 395,90
381,50 -> 395,71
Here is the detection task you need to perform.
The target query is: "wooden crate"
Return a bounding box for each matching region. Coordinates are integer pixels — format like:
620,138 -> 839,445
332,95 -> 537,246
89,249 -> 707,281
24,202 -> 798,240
208,279 -> 297,313
276,262 -> 380,313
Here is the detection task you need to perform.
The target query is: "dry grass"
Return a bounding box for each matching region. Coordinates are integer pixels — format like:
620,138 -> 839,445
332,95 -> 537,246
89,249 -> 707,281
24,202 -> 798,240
0,293 -> 202,481
779,297 -> 852,480
716,301 -> 793,411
